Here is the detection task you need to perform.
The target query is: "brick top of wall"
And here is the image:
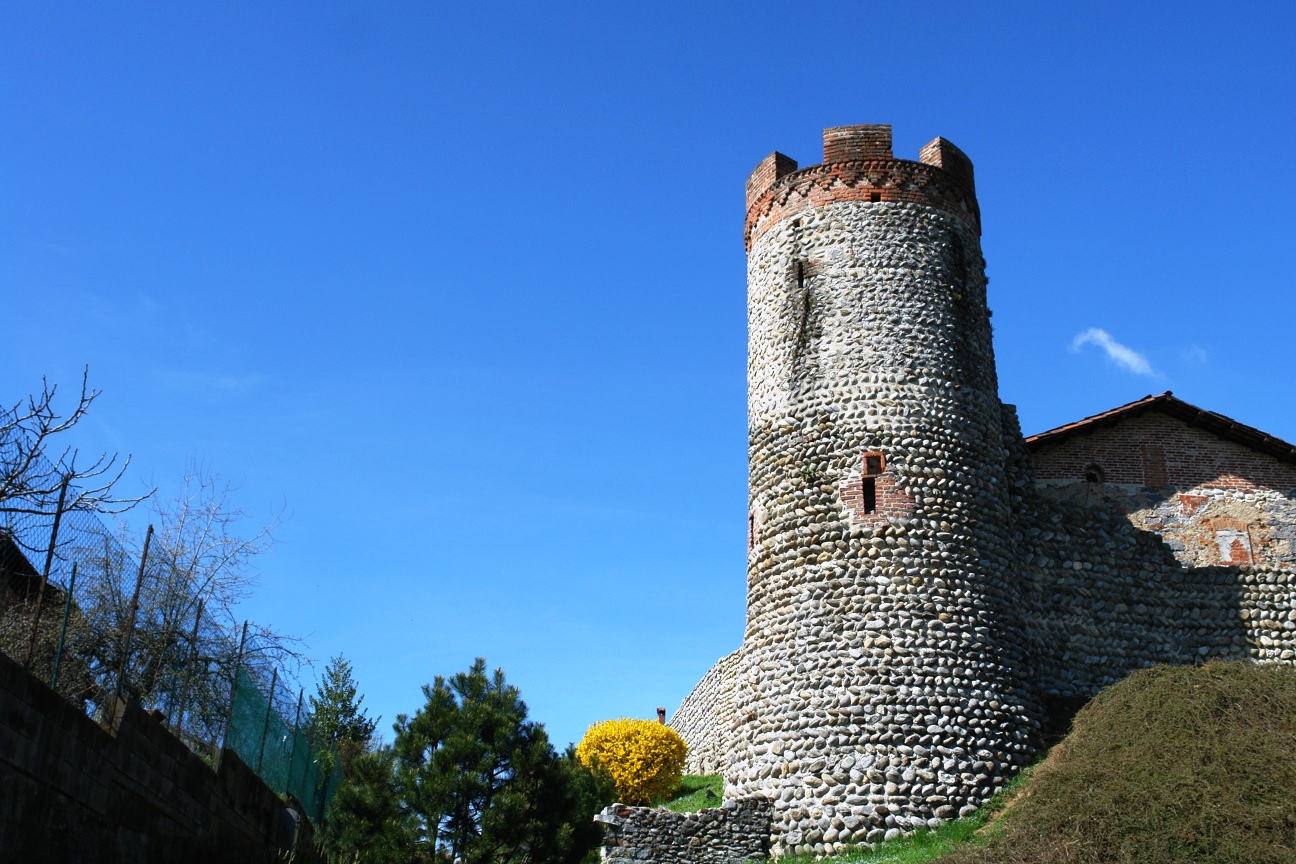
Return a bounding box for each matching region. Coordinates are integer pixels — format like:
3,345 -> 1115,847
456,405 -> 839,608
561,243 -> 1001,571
1031,410 -> 1296,493
744,125 -> 980,251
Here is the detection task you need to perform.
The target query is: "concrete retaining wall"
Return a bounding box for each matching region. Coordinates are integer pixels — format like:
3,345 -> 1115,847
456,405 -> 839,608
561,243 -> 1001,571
0,650 -> 314,864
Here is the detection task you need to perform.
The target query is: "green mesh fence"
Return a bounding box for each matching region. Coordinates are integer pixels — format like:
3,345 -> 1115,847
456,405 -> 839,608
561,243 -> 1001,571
0,442 -> 345,825
226,666 -> 343,824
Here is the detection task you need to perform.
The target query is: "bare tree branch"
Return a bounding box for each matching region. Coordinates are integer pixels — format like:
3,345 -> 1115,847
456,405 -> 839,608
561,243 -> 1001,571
0,368 -> 152,516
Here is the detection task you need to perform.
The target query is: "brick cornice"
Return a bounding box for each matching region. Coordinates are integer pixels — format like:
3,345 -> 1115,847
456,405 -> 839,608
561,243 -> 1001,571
744,159 -> 981,252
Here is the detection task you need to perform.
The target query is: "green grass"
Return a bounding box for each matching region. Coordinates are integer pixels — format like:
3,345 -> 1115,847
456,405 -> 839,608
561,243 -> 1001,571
659,773 -> 724,812
772,818 -> 984,864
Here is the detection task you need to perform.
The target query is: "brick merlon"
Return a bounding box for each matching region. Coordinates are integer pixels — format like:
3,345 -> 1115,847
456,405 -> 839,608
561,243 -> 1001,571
745,152 -> 798,212
743,124 -> 982,250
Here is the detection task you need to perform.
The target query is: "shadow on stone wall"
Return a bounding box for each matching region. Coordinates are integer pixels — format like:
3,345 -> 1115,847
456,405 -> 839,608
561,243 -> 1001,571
1017,494 -> 1295,744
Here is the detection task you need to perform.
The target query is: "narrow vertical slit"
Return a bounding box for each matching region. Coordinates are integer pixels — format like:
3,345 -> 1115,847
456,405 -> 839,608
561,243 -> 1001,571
862,478 -> 877,514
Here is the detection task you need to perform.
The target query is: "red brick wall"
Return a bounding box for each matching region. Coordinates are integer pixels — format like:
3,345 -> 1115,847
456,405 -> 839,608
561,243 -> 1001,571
840,472 -> 915,527
822,125 -> 893,163
1029,412 -> 1296,493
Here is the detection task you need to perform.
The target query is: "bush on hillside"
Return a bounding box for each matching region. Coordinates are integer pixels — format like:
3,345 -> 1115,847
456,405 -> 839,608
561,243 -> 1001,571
576,718 -> 687,805
940,661 -> 1296,864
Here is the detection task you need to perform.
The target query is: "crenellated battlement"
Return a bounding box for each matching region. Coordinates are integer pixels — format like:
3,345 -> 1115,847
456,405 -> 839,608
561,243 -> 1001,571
744,124 -> 980,250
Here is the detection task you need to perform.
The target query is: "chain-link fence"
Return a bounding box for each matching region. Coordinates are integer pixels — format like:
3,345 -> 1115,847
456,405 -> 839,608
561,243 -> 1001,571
0,446 -> 340,823
227,666 -> 343,823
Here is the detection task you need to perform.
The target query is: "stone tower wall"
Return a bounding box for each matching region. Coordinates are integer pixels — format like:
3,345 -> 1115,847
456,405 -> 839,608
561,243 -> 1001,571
730,126 -> 1042,857
657,125 -> 1296,862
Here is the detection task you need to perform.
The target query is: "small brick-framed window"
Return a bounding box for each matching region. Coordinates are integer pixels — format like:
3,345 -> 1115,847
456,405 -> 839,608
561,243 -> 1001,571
861,452 -> 886,514
1084,464 -> 1104,485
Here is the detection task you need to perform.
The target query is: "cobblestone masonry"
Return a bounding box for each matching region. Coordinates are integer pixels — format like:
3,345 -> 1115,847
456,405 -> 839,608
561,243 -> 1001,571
733,125 -> 1041,857
595,798 -> 772,864
665,124 -> 1296,859
671,649 -> 741,775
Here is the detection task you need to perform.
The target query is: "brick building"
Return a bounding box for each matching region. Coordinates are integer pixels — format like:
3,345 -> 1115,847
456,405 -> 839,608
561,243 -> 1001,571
1028,392 -> 1296,569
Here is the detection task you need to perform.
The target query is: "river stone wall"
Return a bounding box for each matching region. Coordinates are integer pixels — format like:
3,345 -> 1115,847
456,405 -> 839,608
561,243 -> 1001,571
732,130 -> 1043,857
670,649 -> 741,775
662,125 -> 1296,859
595,798 -> 772,864
1018,494 -> 1296,698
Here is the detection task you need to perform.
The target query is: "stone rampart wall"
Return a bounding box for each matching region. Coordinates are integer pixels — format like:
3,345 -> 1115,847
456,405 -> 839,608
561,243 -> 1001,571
595,797 -> 771,863
0,650 -> 312,863
1018,494 -> 1296,700
669,649 -> 740,775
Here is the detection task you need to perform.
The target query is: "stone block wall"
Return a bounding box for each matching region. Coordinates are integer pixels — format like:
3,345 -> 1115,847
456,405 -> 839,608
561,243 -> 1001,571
1018,493 -> 1296,699
669,649 -> 740,775
0,650 -> 312,863
595,797 -> 772,863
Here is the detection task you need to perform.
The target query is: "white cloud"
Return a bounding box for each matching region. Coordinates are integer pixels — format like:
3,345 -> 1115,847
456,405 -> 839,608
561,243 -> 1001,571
1070,328 -> 1157,376
1181,344 -> 1209,366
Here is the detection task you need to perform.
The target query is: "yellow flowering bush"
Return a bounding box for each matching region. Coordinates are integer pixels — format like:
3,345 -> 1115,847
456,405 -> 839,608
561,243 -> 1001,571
576,718 -> 687,805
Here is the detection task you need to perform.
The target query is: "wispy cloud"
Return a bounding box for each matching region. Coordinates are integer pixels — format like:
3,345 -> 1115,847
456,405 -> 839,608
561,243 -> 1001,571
1070,328 -> 1157,376
1181,344 -> 1208,366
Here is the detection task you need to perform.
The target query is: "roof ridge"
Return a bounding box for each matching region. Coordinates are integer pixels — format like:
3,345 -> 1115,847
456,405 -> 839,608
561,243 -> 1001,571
1024,394 -> 1296,467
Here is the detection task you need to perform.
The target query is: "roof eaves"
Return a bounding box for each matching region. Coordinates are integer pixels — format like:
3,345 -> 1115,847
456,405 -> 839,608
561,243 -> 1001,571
1024,392 -> 1296,467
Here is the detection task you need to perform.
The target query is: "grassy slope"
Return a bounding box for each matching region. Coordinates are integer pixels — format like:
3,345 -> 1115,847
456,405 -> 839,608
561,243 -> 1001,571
940,661 -> 1296,864
661,773 -> 725,812
775,661 -> 1296,864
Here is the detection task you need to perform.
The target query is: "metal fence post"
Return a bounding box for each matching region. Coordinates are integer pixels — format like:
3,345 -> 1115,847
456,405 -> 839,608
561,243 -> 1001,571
222,620 -> 250,750
173,600 -> 203,731
287,689 -> 303,798
25,475 -> 69,670
50,562 -> 78,690
256,667 -> 278,775
114,524 -> 153,703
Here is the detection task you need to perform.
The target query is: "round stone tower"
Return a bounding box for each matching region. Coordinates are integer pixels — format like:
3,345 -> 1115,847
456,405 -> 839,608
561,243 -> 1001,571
730,125 -> 1042,856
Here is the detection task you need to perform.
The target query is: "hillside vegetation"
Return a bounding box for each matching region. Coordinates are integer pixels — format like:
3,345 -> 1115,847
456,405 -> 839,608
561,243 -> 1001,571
939,661 -> 1296,864
789,661 -> 1296,864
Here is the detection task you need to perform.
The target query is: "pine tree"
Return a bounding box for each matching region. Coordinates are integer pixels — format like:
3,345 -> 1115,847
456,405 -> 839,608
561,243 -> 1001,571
321,748 -> 414,864
324,658 -> 613,863
310,654 -> 379,748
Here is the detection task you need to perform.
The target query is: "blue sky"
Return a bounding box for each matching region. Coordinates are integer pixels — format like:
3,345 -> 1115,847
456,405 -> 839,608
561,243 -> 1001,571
2,2 -> 1292,748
